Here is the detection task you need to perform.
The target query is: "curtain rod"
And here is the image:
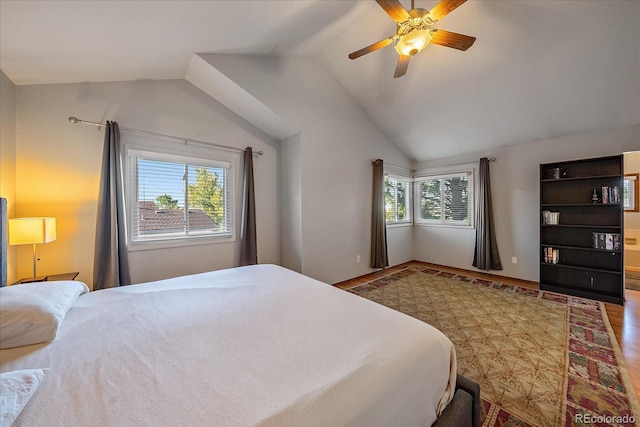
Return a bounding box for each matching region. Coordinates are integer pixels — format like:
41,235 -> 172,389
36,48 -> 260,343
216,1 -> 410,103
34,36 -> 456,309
378,157 -> 496,172
373,160 -> 413,172
416,156 -> 496,169
68,117 -> 263,156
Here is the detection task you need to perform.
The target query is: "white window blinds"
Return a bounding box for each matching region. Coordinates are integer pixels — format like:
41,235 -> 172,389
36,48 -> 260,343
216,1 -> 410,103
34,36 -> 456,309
129,150 -> 232,243
415,171 -> 473,226
384,175 -> 412,224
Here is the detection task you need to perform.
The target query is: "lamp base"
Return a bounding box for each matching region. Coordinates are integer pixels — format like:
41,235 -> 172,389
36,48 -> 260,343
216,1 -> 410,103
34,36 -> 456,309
18,276 -> 48,284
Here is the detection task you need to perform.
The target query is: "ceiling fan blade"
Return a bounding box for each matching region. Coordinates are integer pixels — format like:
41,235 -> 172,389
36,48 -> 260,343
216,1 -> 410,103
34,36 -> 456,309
376,0 -> 410,23
430,29 -> 476,51
348,38 -> 394,60
428,0 -> 467,21
394,55 -> 411,78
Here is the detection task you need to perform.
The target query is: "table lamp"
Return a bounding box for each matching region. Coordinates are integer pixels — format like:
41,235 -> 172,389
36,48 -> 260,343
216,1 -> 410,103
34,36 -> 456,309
9,217 -> 56,281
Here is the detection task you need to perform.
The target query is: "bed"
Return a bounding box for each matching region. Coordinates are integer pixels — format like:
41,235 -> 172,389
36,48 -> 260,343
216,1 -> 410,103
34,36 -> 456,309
1,207 -> 478,426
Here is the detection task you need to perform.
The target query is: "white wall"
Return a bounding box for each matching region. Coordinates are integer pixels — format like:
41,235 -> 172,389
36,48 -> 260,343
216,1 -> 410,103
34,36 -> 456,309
0,70 -> 17,283
413,124 -> 640,282
279,133 -> 302,272
15,80 -> 280,288
8,68 -> 637,287
199,55 -> 413,284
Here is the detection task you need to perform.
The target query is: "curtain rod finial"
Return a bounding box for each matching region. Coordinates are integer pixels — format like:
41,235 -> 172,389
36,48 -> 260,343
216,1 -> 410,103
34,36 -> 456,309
68,117 -> 79,124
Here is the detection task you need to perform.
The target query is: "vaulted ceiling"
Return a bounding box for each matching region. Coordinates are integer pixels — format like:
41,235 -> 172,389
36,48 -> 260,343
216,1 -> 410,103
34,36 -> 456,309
1,1 -> 638,161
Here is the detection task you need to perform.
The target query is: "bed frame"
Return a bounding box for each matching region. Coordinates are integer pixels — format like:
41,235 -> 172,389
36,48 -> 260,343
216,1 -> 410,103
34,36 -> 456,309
435,374 -> 481,427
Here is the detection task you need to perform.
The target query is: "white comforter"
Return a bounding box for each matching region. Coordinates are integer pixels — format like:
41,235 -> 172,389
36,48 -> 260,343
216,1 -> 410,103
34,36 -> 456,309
1,264 -> 456,426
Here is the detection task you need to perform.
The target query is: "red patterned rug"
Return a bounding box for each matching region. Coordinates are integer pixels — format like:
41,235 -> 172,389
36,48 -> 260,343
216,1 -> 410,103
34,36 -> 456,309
347,266 -> 639,427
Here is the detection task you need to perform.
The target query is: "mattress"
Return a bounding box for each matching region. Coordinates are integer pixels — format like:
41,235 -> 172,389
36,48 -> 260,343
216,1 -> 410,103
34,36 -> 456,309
1,264 -> 456,426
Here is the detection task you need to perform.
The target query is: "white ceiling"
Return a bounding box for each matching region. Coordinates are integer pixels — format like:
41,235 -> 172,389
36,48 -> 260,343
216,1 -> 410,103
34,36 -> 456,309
1,0 -> 639,161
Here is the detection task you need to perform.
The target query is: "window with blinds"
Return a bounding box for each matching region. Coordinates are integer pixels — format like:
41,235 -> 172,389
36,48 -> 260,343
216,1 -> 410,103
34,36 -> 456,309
384,175 -> 412,225
623,174 -> 637,211
127,148 -> 233,244
415,170 -> 473,227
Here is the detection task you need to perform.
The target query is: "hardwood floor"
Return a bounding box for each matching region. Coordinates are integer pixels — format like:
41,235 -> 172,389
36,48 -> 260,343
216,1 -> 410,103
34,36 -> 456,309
606,294 -> 640,400
335,261 -> 640,401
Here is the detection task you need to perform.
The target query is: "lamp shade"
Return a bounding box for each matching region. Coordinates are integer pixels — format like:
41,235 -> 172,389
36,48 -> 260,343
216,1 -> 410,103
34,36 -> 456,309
9,217 -> 56,245
395,29 -> 433,56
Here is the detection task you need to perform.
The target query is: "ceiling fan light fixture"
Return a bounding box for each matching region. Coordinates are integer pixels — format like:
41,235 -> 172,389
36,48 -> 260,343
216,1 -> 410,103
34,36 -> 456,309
394,29 -> 432,56
348,0 -> 475,77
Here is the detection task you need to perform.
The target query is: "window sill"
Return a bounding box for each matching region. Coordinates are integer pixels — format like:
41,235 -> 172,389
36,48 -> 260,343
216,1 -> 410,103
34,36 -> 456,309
386,222 -> 413,228
415,222 -> 474,229
128,234 -> 236,252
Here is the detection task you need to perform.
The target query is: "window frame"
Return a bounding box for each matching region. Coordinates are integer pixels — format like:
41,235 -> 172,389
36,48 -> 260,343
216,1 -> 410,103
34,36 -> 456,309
384,173 -> 413,227
414,169 -> 474,228
124,143 -> 238,251
624,173 -> 639,212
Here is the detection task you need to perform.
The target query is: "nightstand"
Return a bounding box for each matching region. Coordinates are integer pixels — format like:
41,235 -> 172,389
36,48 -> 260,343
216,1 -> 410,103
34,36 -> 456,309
12,272 -> 79,285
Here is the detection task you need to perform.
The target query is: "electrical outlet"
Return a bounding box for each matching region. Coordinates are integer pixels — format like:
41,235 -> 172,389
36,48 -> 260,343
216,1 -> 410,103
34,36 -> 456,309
356,255 -> 361,263
512,256 -> 518,264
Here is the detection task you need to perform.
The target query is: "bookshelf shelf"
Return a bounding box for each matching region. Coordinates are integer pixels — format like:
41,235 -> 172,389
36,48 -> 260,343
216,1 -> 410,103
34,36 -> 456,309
540,262 -> 621,275
540,174 -> 622,183
540,155 -> 624,305
541,224 -> 621,229
541,203 -> 621,207
540,282 -> 622,304
541,243 -> 621,254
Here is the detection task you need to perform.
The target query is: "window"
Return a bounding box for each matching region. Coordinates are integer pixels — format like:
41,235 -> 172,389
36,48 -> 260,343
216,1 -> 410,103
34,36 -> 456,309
415,170 -> 473,227
126,147 -> 235,246
624,173 -> 638,212
384,175 -> 412,225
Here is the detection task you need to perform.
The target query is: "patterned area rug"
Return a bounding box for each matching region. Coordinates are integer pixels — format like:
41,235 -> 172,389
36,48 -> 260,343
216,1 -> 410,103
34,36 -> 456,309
347,266 -> 640,427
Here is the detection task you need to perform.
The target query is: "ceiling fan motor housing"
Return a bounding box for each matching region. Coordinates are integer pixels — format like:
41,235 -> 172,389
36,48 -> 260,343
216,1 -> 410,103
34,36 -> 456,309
396,8 -> 435,37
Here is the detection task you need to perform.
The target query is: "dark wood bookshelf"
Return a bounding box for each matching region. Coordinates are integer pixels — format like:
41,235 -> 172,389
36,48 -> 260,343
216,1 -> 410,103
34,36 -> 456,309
540,155 -> 624,304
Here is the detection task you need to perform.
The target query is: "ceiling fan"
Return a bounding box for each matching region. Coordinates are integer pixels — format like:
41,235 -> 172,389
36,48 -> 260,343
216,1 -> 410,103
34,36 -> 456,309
348,0 -> 476,78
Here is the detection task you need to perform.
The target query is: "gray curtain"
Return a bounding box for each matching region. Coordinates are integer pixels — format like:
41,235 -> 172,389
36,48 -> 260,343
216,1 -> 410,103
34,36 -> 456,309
239,147 -> 257,266
93,121 -> 130,289
371,159 -> 389,269
473,157 -> 502,271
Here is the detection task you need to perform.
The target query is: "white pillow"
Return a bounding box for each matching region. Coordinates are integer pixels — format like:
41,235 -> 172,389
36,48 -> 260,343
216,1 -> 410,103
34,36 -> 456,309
0,368 -> 48,427
0,281 -> 89,349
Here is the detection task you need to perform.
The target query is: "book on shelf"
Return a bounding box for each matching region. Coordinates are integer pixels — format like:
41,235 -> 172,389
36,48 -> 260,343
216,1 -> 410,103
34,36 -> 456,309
592,232 -> 621,250
606,234 -> 614,250
543,247 -> 559,264
542,211 -> 559,225
600,186 -> 620,204
613,234 -> 621,250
